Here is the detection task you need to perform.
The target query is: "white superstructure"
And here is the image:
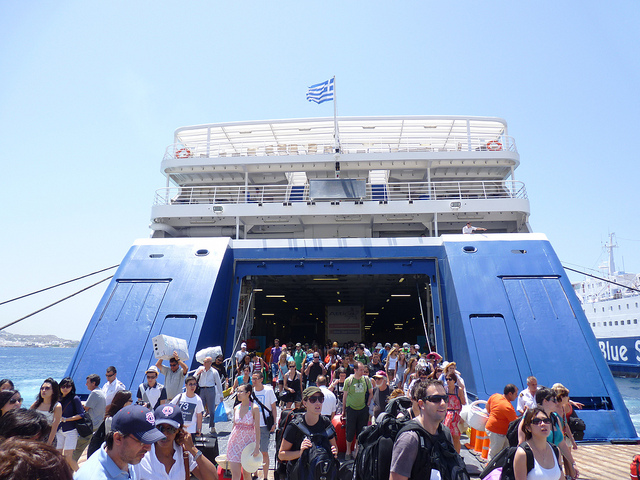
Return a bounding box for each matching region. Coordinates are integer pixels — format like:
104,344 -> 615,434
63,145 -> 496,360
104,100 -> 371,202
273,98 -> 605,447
574,234 -> 640,340
150,116 -> 530,239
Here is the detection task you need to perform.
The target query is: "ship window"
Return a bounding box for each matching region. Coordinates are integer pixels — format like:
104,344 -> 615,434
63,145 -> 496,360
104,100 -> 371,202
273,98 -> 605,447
635,319 -> 638,324
195,249 -> 209,256
602,308 -> 605,312
628,320 -> 631,324
610,306 -> 613,311
609,321 -> 613,326
615,321 -> 618,325
619,305 -> 622,310
592,323 -> 595,327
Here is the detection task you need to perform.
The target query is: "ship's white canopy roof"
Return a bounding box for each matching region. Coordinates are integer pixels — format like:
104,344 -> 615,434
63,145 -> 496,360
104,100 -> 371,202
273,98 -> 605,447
174,116 -> 508,149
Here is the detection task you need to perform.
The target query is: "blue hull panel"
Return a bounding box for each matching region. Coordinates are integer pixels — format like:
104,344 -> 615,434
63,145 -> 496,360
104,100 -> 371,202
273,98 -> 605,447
596,336 -> 640,375
65,234 -> 638,441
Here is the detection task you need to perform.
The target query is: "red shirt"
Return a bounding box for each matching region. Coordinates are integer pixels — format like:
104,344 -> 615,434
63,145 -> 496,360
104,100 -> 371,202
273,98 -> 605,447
485,393 -> 517,435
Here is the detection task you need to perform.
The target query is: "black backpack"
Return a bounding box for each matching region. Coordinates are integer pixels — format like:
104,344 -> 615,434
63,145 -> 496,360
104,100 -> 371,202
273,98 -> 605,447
286,416 -> 339,480
354,414 -> 469,480
480,442 -> 559,480
506,417 -> 522,447
274,408 -> 305,480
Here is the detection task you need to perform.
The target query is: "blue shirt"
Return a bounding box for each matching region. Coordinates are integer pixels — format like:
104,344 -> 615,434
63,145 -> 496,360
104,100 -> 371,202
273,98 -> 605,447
74,444 -> 137,480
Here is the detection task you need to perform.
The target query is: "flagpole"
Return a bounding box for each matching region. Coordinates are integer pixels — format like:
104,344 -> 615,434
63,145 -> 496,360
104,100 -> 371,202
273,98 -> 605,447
333,76 -> 339,153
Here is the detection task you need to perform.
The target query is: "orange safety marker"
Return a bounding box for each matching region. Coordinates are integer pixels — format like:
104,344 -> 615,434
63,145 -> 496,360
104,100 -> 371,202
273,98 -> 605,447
465,428 -> 476,449
474,430 -> 485,453
481,435 -> 491,459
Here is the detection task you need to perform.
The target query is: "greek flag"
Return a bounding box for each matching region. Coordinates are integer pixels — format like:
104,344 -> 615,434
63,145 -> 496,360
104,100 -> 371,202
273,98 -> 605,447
306,78 -> 334,104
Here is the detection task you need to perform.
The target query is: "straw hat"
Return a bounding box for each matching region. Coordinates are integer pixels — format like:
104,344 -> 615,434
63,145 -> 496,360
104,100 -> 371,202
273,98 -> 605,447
241,443 -> 263,473
215,454 -> 231,470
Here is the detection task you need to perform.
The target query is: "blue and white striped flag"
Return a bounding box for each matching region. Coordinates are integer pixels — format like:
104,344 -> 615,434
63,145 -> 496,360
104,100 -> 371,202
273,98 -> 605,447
306,78 -> 334,104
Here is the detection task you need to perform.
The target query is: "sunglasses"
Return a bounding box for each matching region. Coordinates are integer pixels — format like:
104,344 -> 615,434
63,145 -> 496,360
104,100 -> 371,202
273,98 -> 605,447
307,395 -> 325,404
9,397 -> 23,404
424,394 -> 448,403
106,373 -> 115,378
531,417 -> 552,425
146,375 -> 157,379
41,386 -> 52,391
186,383 -> 197,387
446,377 -> 455,381
156,424 -> 178,434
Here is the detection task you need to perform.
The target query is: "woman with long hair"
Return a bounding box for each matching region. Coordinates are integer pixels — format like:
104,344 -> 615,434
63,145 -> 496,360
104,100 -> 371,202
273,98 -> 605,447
514,407 -> 562,480
30,378 -> 62,446
283,360 -> 303,409
134,403 -> 217,480
57,377 -> 84,471
227,384 -> 260,480
87,390 -> 132,458
443,372 -> 466,453
0,390 -> 22,417
403,357 -> 418,394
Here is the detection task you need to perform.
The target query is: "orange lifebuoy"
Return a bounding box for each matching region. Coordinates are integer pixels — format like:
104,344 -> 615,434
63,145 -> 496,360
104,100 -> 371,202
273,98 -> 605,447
175,148 -> 192,158
486,141 -> 502,151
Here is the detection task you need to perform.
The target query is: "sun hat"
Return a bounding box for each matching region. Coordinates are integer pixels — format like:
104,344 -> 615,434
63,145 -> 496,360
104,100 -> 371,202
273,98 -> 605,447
241,443 -> 263,473
373,370 -> 387,378
111,405 -> 166,444
145,365 -> 159,375
426,351 -> 443,360
154,403 -> 183,428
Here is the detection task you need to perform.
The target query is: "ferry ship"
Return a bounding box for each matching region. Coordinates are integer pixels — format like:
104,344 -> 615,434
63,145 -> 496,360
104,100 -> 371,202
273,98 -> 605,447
574,234 -> 640,376
65,116 -> 637,440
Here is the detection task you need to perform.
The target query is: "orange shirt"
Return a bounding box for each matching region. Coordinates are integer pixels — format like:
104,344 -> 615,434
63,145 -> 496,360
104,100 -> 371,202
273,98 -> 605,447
485,393 -> 517,435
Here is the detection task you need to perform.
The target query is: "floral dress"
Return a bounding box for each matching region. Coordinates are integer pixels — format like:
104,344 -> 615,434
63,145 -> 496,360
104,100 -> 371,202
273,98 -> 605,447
444,386 -> 462,436
227,405 -> 256,463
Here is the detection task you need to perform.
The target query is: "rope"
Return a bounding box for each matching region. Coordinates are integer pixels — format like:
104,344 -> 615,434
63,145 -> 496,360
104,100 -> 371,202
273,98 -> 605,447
0,275 -> 113,332
562,265 -> 640,294
0,265 -> 119,306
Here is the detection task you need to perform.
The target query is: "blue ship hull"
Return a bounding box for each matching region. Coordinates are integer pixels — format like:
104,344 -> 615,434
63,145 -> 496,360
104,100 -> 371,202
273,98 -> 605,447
65,234 -> 638,441
597,336 -> 640,376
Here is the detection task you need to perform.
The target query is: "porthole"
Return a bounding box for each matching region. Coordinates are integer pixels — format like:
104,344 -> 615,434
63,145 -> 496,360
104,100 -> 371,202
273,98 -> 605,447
463,246 -> 477,253
196,249 -> 210,256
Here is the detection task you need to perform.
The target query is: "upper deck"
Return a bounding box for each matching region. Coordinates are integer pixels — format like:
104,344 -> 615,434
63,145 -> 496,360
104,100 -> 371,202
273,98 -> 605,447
151,116 -> 530,239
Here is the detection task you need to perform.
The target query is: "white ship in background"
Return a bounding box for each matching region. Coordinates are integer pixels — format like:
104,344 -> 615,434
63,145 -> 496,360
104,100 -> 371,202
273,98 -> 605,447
574,233 -> 640,375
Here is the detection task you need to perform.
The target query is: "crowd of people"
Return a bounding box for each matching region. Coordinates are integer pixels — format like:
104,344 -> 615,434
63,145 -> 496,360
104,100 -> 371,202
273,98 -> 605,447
0,339 -> 583,480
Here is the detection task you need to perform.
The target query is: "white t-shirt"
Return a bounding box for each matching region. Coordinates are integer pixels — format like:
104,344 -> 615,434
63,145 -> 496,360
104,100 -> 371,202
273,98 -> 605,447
319,386 -> 337,417
252,386 -> 277,428
170,393 -> 204,433
134,443 -> 197,480
462,225 -> 477,234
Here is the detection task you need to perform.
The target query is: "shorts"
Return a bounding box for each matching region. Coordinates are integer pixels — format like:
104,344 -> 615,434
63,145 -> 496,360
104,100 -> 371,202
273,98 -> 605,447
56,428 -> 79,450
259,426 -> 271,452
345,406 -> 369,443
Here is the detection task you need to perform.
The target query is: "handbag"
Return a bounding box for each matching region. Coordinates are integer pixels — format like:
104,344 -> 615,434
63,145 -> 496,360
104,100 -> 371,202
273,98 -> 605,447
66,397 -> 93,437
76,413 -> 94,437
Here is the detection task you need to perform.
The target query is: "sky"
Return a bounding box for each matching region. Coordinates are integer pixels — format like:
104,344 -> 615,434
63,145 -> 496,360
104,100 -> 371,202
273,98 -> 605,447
1,1 -> 639,341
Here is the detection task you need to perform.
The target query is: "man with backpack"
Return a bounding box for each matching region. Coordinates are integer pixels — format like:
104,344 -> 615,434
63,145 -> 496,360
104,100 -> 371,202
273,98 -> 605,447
342,362 -> 373,460
389,378 -> 469,480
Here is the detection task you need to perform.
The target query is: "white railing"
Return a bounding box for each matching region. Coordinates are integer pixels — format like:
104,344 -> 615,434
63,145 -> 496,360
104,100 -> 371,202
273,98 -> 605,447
153,180 -> 527,206
163,135 -> 517,160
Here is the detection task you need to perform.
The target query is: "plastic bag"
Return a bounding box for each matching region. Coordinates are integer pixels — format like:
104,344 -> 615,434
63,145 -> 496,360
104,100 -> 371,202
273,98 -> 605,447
196,346 -> 223,364
214,400 -> 231,422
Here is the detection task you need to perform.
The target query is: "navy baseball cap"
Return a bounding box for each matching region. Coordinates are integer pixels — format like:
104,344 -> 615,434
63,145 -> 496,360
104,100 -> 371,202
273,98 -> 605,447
111,405 -> 166,444
154,403 -> 184,428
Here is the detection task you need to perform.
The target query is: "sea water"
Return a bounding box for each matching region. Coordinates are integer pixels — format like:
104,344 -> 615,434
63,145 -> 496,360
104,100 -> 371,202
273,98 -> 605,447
2,346 -> 640,434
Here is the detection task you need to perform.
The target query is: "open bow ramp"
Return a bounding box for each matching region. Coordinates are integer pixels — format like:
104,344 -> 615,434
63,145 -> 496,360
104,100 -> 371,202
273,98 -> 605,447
65,233 -> 637,441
